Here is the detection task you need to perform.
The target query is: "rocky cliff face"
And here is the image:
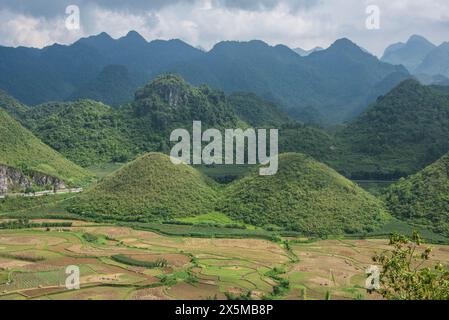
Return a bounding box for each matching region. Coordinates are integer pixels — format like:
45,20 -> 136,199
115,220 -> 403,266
0,165 -> 66,194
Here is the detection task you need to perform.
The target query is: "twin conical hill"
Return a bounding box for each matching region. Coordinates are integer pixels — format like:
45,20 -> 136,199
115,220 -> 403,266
72,152 -> 388,235
218,153 -> 388,235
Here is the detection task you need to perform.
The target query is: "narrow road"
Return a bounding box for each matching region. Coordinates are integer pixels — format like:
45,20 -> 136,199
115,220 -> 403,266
0,188 -> 83,199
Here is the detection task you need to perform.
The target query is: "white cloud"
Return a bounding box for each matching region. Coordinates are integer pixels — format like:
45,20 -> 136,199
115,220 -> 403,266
0,0 -> 448,56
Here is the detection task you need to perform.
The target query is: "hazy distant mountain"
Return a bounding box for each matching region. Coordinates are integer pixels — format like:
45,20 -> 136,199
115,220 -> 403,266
415,42 -> 449,78
171,38 -> 409,123
0,32 -> 409,123
69,65 -> 142,106
414,73 -> 449,86
0,31 -> 203,105
293,46 -> 324,56
382,35 -> 436,73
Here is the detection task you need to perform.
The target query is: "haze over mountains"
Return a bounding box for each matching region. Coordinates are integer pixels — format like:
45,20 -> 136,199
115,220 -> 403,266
0,31 -> 411,125
382,35 -> 449,85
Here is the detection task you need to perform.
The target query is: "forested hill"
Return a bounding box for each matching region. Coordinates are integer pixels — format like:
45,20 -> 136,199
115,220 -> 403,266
336,79 -> 449,178
386,152 -> 449,237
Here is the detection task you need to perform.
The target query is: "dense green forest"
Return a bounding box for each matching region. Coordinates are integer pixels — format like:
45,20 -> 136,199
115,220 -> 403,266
385,153 -> 449,236
334,79 -> 449,179
23,100 -> 132,167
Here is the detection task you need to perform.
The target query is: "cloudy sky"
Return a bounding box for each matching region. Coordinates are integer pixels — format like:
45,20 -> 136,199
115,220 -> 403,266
0,0 -> 448,56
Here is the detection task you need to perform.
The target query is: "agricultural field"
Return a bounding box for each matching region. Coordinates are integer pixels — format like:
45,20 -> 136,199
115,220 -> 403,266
1,219 -> 449,300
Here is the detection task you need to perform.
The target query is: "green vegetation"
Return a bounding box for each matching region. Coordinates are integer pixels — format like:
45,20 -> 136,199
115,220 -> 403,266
0,109 -> 92,186
177,212 -> 245,226
373,232 -> 449,300
87,163 -> 125,178
336,80 -> 449,179
219,153 -> 389,236
111,254 -> 168,268
0,219 -> 72,230
82,233 -> 99,243
385,152 -> 449,237
124,74 -> 242,154
23,100 -> 132,167
0,90 -> 29,120
2,74 -> 244,168
228,92 -> 291,127
68,153 -> 218,221
117,221 -> 283,240
0,252 -> 45,263
279,123 -> 341,163
0,194 -> 78,220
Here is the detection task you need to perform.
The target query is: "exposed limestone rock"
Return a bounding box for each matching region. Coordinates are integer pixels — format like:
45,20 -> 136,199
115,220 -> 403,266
0,165 -> 66,194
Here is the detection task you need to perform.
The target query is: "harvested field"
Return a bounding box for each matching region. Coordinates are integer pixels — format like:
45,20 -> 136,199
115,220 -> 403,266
1,219 -> 448,300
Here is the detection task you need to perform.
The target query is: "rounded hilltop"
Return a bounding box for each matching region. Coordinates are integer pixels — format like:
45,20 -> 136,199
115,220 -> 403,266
68,152 -> 218,221
218,153 -> 389,236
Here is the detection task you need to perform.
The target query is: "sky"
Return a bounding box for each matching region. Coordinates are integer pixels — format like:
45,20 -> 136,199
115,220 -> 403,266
0,0 -> 448,56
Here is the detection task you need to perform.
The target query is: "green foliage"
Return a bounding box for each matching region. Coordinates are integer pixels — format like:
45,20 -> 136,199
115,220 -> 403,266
0,252 -> 45,263
2,74 -> 243,168
228,92 -> 291,127
0,90 -> 29,119
279,123 -> 341,163
0,109 -> 92,186
125,74 -> 242,153
373,232 -> 449,300
265,267 -> 290,298
118,221 -> 281,240
111,254 -> 168,268
219,153 -> 389,236
224,291 -> 253,300
68,153 -> 218,220
81,233 -> 98,243
336,80 -> 449,179
22,100 -> 132,167
0,219 -> 72,230
385,153 -> 449,237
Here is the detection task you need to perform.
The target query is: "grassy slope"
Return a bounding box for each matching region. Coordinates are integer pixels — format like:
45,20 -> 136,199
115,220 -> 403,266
68,153 -> 218,220
0,109 -> 92,186
385,152 -> 449,236
218,153 -> 389,236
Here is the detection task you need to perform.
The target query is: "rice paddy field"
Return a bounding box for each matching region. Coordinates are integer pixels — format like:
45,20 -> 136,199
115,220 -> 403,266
1,219 -> 449,300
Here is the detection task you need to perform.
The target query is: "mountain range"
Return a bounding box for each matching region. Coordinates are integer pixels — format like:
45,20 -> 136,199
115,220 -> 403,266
382,35 -> 449,83
0,32 -> 410,124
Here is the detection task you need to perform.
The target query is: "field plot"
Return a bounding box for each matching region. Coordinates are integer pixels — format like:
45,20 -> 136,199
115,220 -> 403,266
1,219 -> 449,300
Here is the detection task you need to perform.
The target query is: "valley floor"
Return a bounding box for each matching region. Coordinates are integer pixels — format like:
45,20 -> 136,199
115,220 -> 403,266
1,220 -> 449,300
